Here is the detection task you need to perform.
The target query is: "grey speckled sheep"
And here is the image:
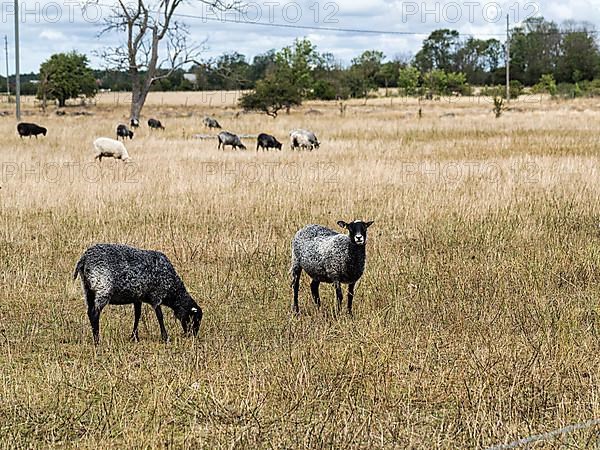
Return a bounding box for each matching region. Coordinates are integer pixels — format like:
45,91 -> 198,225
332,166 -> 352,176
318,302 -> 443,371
73,244 -> 202,344
290,220 -> 374,315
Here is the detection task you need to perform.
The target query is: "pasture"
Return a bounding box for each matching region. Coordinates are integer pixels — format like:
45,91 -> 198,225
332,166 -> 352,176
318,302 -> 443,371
1,92 -> 600,448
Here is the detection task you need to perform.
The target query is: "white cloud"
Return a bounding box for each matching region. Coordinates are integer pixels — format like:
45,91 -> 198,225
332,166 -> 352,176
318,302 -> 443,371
39,30 -> 67,41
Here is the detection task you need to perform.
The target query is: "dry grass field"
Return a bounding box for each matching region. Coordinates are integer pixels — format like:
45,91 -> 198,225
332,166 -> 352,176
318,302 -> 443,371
1,92 -> 600,448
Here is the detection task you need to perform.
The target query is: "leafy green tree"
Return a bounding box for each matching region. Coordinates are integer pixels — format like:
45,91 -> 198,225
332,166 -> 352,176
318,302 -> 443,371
377,60 -> 401,94
557,26 -> 600,83
423,69 -> 467,95
532,73 -> 558,96
239,74 -> 301,117
398,66 -> 420,95
510,17 -> 561,85
37,52 -> 96,107
415,29 -> 460,73
454,37 -> 503,85
350,50 -> 384,99
239,39 -> 318,116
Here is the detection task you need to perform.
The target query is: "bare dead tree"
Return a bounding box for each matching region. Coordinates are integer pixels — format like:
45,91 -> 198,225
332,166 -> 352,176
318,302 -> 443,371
95,0 -> 240,120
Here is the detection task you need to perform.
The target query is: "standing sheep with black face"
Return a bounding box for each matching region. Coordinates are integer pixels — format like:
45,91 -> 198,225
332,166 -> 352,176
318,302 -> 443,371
73,244 -> 202,344
290,220 -> 374,315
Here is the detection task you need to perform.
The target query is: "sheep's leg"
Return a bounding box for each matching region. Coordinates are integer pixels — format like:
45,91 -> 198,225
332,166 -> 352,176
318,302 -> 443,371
87,307 -> 100,345
131,302 -> 142,342
347,283 -> 355,317
334,282 -> 343,314
291,268 -> 301,314
87,303 -> 101,345
154,305 -> 169,342
310,279 -> 321,307
84,288 -> 101,345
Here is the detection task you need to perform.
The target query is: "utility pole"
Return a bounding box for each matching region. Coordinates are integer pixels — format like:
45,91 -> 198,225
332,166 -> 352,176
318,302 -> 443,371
506,14 -> 510,102
4,35 -> 9,99
14,0 -> 20,120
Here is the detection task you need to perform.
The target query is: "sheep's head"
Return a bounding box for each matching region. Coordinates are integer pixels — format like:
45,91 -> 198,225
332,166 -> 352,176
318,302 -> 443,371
181,303 -> 202,336
337,220 -> 374,246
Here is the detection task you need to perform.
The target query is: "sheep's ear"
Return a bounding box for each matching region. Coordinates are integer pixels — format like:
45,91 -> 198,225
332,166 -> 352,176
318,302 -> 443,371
365,221 -> 374,228
337,221 -> 348,229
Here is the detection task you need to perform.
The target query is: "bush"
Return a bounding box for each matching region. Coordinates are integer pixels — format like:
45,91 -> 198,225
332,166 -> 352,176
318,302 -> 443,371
480,81 -> 522,99
532,74 -> 557,96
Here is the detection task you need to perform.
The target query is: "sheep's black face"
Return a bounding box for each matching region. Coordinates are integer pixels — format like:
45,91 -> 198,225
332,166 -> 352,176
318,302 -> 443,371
275,141 -> 282,150
338,220 -> 374,246
182,305 -> 202,336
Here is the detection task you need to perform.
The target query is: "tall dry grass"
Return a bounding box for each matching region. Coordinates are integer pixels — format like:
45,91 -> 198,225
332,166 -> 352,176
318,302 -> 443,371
1,93 -> 600,448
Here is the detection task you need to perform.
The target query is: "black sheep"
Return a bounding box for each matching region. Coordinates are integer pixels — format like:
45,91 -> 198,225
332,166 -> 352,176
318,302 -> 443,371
116,124 -> 134,140
74,244 -> 202,344
256,133 -> 283,151
17,122 -> 47,138
148,118 -> 164,130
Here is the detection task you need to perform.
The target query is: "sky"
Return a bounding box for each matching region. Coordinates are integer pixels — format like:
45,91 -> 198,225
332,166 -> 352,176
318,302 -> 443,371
2,0 -> 600,73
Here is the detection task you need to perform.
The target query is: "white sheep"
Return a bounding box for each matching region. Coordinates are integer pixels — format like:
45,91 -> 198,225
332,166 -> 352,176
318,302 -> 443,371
290,129 -> 320,151
93,137 -> 131,162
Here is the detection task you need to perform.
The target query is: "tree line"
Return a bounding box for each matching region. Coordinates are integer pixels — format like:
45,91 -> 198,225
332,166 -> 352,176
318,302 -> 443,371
3,16 -> 600,115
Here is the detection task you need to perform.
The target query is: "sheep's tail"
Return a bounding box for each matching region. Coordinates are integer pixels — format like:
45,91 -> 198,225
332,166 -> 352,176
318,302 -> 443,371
73,255 -> 85,280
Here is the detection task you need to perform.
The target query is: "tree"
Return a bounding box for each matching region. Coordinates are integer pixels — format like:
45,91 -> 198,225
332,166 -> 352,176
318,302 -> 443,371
423,70 -> 467,96
350,50 -> 384,100
510,17 -> 561,85
415,29 -> 460,73
239,38 -> 320,116
37,52 -> 97,107
454,37 -> 503,85
398,66 -> 420,96
239,75 -> 301,117
97,0 -> 236,121
556,24 -> 600,83
532,73 -> 557,96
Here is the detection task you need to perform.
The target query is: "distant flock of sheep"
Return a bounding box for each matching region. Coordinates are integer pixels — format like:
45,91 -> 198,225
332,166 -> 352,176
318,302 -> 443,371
14,114 -> 367,345
16,115 -> 321,163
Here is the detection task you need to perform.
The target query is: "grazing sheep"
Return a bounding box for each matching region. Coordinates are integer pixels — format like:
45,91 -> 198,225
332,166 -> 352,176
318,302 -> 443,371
93,137 -> 130,162
17,122 -> 47,139
290,129 -> 320,151
256,133 -> 282,151
148,118 -> 164,130
217,131 -> 246,150
73,243 -> 203,344
116,124 -> 134,140
130,118 -> 140,128
290,220 -> 374,315
203,116 -> 221,129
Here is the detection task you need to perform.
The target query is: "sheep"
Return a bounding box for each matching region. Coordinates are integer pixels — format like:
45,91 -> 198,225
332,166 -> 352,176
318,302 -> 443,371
256,133 -> 282,151
203,116 -> 221,129
130,118 -> 140,128
93,137 -> 130,162
217,131 -> 246,150
290,220 -> 374,315
289,129 -> 320,151
116,124 -> 134,140
148,118 -> 164,130
17,122 -> 47,139
73,243 -> 203,344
